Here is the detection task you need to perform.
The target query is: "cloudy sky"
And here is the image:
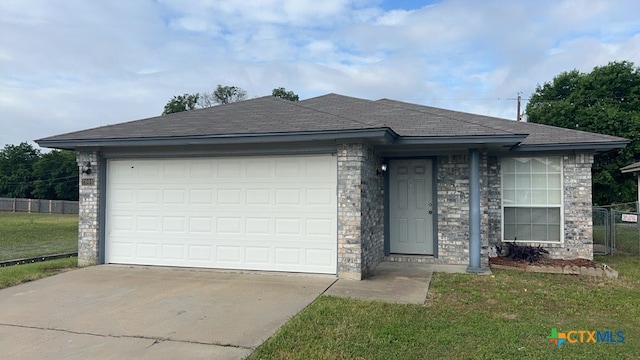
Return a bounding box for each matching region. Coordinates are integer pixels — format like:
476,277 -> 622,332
1,0 -> 639,149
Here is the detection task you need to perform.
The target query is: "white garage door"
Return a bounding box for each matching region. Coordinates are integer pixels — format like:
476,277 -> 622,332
105,155 -> 337,274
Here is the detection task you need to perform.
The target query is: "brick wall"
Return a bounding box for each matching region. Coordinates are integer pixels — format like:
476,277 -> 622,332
337,144 -> 384,279
435,153 -> 490,266
76,151 -> 100,266
554,153 -> 594,259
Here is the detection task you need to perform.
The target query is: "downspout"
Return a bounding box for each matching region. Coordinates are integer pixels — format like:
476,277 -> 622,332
467,148 -> 483,273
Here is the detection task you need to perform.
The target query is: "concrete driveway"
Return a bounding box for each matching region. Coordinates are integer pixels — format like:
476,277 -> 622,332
0,265 -> 336,359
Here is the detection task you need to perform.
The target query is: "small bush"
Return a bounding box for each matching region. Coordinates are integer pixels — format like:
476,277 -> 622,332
505,241 -> 549,263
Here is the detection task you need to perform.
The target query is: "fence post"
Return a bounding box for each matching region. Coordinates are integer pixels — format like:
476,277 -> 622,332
610,210 -> 616,254
12,198 -> 16,212
48,200 -> 52,214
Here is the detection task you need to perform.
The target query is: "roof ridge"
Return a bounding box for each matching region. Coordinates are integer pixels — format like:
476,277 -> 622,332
296,94 -> 388,129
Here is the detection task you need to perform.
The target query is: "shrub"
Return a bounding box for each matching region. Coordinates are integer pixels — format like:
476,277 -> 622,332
505,241 -> 549,263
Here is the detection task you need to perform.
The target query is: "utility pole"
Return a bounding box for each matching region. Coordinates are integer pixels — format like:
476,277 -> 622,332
516,92 -> 522,121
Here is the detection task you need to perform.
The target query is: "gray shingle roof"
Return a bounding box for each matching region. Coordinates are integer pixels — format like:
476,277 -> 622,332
36,93 -> 628,151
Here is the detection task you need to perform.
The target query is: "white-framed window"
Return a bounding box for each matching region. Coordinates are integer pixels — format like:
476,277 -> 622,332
501,157 -> 563,242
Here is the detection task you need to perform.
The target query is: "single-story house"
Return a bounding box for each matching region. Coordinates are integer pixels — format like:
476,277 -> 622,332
36,94 -> 628,279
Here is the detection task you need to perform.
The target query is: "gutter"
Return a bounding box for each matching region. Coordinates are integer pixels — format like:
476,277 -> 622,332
36,128 -> 397,150
510,140 -> 629,152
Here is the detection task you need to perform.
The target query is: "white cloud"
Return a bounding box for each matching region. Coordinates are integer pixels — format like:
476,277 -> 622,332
1,0 -> 640,148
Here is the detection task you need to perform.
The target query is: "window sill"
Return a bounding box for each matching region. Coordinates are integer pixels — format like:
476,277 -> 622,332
506,240 -> 564,247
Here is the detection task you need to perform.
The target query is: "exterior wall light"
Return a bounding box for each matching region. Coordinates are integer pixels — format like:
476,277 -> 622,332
81,162 -> 92,175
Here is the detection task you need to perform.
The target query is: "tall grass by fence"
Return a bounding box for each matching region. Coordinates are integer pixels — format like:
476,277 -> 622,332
0,197 -> 78,214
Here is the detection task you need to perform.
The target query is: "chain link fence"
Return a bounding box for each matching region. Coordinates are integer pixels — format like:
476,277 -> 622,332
0,197 -> 78,214
593,203 -> 640,256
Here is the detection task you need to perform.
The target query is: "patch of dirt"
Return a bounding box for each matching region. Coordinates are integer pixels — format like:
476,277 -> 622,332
489,256 -> 598,268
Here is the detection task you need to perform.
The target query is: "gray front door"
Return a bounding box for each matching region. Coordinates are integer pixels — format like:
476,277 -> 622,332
389,159 -> 434,255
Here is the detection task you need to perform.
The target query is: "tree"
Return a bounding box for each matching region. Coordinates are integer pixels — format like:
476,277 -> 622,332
162,93 -> 200,115
0,142 -> 40,198
272,87 -> 299,101
32,150 -> 78,201
526,61 -> 640,205
211,85 -> 247,105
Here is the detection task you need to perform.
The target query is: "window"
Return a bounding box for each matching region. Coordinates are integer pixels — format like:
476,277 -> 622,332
502,157 -> 562,242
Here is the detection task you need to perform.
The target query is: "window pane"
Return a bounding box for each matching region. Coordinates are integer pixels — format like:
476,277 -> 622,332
504,208 -> 515,224
502,158 -> 515,173
548,190 -> 561,204
532,174 -> 547,188
503,190 -> 515,204
516,174 -> 531,188
548,208 -> 560,224
532,225 -> 548,240
503,174 -> 515,189
515,158 -> 530,172
548,225 -> 561,241
504,224 -> 516,240
548,173 -> 561,189
516,224 -> 532,240
516,208 -> 531,223
516,190 -> 531,205
531,190 -> 548,205
531,158 -> 547,173
548,157 -> 561,172
531,208 -> 547,224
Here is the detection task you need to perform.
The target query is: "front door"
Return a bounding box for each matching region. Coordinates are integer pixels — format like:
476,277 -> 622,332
389,159 -> 434,255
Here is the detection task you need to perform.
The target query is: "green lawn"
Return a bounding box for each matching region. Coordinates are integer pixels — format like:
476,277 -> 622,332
0,257 -> 77,289
250,256 -> 640,360
0,212 -> 78,261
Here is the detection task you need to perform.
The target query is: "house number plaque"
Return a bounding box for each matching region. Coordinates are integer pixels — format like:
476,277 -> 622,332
81,178 -> 95,186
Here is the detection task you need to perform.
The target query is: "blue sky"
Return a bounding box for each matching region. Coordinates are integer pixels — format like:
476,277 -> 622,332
1,0 -> 640,149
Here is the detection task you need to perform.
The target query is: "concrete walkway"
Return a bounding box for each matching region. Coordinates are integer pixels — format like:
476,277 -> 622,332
324,262 -> 468,304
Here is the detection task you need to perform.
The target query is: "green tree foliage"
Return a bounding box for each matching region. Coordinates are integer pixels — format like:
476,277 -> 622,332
162,85 -> 248,114
0,143 -> 78,200
0,142 -> 40,198
526,61 -> 640,205
162,93 -> 200,115
211,84 -> 247,105
272,87 -> 299,101
32,150 -> 78,201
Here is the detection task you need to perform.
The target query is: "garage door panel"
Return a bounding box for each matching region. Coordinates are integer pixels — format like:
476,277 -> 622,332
245,217 -> 270,234
245,247 -> 270,264
275,248 -> 301,265
188,246 -> 213,261
106,155 -> 337,274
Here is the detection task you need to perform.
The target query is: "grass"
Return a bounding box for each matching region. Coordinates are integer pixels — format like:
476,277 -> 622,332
0,212 -> 78,261
593,222 -> 640,256
250,256 -> 640,360
0,257 -> 77,290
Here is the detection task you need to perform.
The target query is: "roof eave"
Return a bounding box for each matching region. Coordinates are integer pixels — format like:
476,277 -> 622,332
35,128 -> 397,150
393,134 -> 527,145
510,141 -> 629,152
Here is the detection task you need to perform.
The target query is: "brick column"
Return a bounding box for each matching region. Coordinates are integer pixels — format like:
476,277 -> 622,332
76,151 -> 101,266
336,144 -> 385,279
